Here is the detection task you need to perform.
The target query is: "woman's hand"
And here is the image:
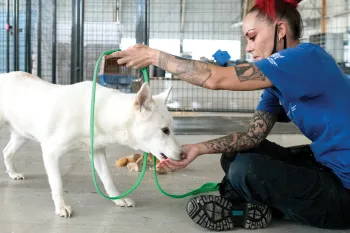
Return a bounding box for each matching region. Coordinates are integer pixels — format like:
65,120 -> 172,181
105,44 -> 158,69
157,144 -> 203,172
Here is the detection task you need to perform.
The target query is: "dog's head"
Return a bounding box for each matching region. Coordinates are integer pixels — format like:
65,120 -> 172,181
130,83 -> 182,162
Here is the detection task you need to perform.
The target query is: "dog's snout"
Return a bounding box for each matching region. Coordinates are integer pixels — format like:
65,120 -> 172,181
179,147 -> 184,155
172,148 -> 183,161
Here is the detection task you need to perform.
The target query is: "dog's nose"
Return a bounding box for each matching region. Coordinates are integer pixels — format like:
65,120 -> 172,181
160,153 -> 168,159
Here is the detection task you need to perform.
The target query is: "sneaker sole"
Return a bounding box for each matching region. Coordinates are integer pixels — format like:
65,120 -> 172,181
186,195 -> 272,231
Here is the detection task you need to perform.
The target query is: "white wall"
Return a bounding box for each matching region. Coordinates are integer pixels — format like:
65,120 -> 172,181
150,0 -> 242,40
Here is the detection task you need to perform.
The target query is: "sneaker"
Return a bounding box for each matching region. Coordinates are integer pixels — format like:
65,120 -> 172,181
186,195 -> 272,231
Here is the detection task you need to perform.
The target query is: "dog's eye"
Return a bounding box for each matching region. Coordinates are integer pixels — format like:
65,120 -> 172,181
162,127 -> 170,135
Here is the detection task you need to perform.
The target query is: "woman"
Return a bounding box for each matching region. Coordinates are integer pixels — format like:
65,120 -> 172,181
110,0 -> 350,231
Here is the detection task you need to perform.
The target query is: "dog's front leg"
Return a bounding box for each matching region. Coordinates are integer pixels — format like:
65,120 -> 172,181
91,148 -> 135,207
42,147 -> 72,218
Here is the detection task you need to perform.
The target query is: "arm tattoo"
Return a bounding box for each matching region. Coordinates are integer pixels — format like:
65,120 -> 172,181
158,51 -> 212,87
234,63 -> 267,82
202,110 -> 278,153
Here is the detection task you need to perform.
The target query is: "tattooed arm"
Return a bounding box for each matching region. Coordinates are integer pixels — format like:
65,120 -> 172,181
155,51 -> 273,90
109,44 -> 273,91
156,51 -> 213,87
156,110 -> 278,171
195,110 -> 278,154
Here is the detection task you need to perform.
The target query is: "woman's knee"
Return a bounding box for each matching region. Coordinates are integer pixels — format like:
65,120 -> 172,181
225,153 -> 270,201
220,152 -> 237,174
227,153 -> 264,180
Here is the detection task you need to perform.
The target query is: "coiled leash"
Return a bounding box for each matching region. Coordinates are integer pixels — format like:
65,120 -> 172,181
90,49 -> 219,200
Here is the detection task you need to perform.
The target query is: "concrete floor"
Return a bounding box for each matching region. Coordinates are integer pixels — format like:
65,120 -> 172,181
0,119 -> 348,233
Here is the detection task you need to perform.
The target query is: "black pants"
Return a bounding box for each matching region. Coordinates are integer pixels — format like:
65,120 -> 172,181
218,139 -> 350,229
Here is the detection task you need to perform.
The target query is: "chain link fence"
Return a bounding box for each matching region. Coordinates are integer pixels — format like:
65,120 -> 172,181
1,0 -> 349,112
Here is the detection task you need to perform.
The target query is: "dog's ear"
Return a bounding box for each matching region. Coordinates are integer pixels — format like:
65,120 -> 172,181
134,82 -> 153,111
153,86 -> 172,104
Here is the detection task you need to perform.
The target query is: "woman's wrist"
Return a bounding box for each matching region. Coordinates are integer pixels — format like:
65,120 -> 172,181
195,143 -> 209,156
148,47 -> 160,66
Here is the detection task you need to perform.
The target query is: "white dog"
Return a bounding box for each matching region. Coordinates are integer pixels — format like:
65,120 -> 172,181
0,71 -> 182,218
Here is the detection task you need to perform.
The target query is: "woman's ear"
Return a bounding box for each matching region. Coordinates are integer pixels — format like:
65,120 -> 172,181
277,21 -> 287,40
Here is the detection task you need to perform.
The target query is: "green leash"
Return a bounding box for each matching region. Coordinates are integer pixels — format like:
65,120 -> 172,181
90,49 -> 219,200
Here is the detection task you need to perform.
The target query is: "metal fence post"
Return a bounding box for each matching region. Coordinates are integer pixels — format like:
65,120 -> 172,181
52,0 -> 56,83
6,0 -> 10,72
71,0 -> 84,84
13,0 -> 19,71
25,0 -> 32,73
37,0 -> 42,77
79,0 -> 84,82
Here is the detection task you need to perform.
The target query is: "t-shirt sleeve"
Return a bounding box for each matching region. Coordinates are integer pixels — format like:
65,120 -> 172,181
256,89 -> 291,123
253,44 -> 328,100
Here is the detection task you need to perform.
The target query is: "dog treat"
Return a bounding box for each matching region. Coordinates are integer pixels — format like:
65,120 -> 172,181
116,157 -> 129,167
115,154 -> 141,167
127,162 -> 141,172
147,153 -> 153,163
157,167 -> 167,174
127,153 -> 142,163
147,153 -> 161,164
125,155 -> 143,172
116,153 -> 167,174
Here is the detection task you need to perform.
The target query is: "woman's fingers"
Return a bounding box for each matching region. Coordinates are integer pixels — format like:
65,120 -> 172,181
157,160 -> 174,172
116,57 -> 130,65
116,56 -> 149,69
161,159 -> 187,170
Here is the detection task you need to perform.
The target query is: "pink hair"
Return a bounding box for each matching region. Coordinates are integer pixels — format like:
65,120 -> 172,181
255,0 -> 299,20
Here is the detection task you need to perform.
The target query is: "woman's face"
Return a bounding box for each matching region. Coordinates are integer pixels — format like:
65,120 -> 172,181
242,11 -> 282,61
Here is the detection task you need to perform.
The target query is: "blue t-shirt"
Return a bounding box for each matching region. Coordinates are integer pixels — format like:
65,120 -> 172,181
254,43 -> 350,189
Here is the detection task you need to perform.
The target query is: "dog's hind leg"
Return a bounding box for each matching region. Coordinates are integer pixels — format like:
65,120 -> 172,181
41,145 -> 72,218
3,131 -> 28,180
90,148 -> 135,207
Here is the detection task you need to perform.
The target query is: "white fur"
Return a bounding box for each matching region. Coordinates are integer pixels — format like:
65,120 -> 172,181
0,71 -> 182,218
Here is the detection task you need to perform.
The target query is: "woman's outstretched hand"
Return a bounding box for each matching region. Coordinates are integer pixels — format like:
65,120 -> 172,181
105,44 -> 158,69
157,144 -> 203,172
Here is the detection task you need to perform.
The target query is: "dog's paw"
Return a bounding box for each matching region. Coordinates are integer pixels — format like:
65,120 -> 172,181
56,204 -> 72,218
114,198 -> 136,207
8,172 -> 25,180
